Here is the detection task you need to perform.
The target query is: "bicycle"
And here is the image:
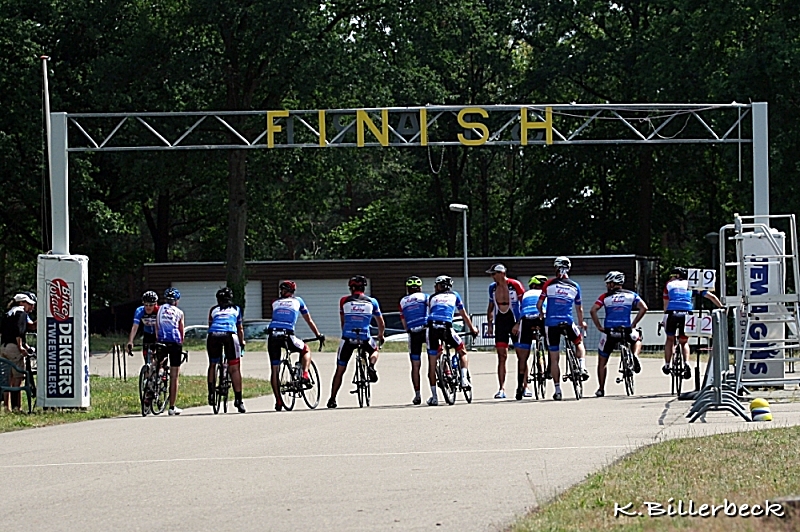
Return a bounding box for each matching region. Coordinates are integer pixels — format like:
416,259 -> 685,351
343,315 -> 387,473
137,343 -> 170,416
658,321 -> 685,396
277,335 -> 325,411
553,322 -> 583,400
348,328 -> 375,408
212,353 -> 231,414
527,328 -> 548,400
435,331 -> 473,405
609,327 -> 641,396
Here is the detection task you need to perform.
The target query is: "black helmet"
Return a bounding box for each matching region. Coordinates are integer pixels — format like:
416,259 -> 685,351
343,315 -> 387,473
670,266 -> 688,280
142,291 -> 158,304
434,275 -> 453,290
216,287 -> 233,305
349,275 -> 367,291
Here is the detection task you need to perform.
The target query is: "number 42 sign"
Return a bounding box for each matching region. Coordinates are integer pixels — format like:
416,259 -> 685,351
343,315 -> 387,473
685,314 -> 713,337
687,268 -> 716,290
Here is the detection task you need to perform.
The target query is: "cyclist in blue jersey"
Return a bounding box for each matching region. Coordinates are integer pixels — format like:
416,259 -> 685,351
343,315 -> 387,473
155,287 -> 185,415
510,275 -> 548,400
327,275 -> 384,408
425,275 -> 479,406
206,287 -> 247,413
127,291 -> 159,361
537,256 -> 589,401
589,271 -> 648,397
662,266 -> 723,378
269,280 -> 323,411
399,276 -> 429,405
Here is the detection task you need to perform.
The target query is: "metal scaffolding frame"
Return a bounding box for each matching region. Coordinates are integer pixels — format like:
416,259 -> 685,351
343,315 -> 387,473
47,102 -> 770,256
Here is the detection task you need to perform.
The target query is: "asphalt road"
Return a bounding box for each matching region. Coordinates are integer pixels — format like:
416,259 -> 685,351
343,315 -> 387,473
3,349 -> 799,531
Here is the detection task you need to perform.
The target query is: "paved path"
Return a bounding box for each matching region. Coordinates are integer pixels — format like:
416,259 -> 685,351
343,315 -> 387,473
3,350 -> 800,531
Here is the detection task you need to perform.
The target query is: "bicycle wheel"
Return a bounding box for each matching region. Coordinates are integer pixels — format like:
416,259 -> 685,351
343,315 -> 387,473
355,357 -> 367,408
212,365 -> 223,414
151,366 -> 170,415
462,369 -> 472,404
301,359 -> 321,409
279,359 -> 296,411
139,366 -> 150,417
533,340 -> 547,400
621,346 -> 635,396
672,348 -> 683,396
437,354 -> 456,405
567,347 -> 582,400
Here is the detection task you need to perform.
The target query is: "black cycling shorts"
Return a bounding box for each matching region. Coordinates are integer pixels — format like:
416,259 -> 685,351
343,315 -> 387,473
545,322 -> 582,352
267,329 -> 305,365
336,337 -> 377,367
142,333 -> 157,359
597,327 -> 640,357
426,322 -> 463,356
516,317 -> 544,350
665,310 -> 691,338
160,341 -> 184,368
407,329 -> 427,360
493,310 -> 516,348
207,332 -> 242,365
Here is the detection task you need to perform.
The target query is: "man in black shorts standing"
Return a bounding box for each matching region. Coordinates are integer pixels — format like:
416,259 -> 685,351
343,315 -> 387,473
486,264 -> 526,399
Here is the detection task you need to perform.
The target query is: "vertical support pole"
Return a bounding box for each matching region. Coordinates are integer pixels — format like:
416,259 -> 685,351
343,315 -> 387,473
50,112 -> 69,255
752,102 -> 770,226
462,210 -> 470,314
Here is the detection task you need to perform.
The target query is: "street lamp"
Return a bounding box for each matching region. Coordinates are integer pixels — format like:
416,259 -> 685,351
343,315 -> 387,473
449,203 -> 470,313
705,231 -> 720,270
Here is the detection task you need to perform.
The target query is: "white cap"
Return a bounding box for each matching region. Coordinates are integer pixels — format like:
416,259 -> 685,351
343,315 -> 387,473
14,293 -> 35,305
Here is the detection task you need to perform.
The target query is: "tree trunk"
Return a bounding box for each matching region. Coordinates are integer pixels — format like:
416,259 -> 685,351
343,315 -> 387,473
142,192 -> 170,263
226,150 -> 248,311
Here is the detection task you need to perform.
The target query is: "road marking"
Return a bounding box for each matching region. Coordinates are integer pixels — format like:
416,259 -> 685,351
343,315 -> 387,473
1,445 -> 630,469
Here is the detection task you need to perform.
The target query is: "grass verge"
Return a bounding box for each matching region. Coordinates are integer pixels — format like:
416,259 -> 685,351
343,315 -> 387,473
512,426 -> 799,532
0,375 -> 271,434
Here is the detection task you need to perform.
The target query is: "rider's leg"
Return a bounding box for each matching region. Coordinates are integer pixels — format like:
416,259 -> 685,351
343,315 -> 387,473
495,345 -> 508,394
207,363 -> 216,397
270,364 -> 282,406
410,357 -> 421,396
515,347 -> 530,398
229,361 -> 242,393
596,351 -> 609,392
168,366 -> 180,408
664,335 -> 675,365
427,352 -> 439,402
329,364 -> 346,402
300,346 -> 311,374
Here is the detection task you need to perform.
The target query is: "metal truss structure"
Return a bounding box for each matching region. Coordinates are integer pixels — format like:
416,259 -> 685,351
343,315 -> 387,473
65,103 -> 752,152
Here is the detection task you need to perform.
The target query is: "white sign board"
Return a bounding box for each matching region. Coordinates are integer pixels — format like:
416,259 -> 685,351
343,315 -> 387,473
37,254 -> 90,407
684,313 -> 713,337
738,230 -> 786,381
687,268 -> 716,290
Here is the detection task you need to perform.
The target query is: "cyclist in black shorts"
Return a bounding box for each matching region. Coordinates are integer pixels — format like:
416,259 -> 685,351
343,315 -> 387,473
206,287 -> 246,413
399,276 -> 429,405
511,275 -> 548,400
485,264 -> 526,399
127,291 -> 159,361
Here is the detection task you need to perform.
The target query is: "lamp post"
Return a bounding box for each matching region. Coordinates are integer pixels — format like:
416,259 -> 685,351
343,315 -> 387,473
705,231 -> 720,271
449,203 -> 470,313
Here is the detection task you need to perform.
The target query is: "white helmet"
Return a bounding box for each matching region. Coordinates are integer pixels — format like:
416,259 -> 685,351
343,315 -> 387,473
604,271 -> 625,285
554,256 -> 571,270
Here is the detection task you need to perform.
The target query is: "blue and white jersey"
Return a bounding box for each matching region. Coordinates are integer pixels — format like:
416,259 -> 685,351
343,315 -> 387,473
520,289 -> 544,319
268,297 -> 308,331
427,290 -> 464,324
208,304 -> 242,333
539,278 -> 582,327
132,305 -> 158,335
399,292 -> 429,330
664,279 -> 706,311
595,289 -> 641,328
156,303 -> 184,343
340,293 -> 381,340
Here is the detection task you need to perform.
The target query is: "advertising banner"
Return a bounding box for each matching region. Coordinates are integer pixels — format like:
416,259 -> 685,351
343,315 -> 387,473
36,255 -> 90,407
738,231 -> 786,382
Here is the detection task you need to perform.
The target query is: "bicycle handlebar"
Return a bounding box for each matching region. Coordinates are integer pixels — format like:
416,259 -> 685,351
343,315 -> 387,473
301,335 -> 326,351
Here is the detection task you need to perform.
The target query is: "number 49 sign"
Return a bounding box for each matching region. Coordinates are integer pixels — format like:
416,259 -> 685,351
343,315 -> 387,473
685,314 -> 713,337
687,268 -> 716,290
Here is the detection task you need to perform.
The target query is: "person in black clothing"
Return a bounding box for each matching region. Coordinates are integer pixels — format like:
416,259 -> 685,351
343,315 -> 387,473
1,293 -> 35,412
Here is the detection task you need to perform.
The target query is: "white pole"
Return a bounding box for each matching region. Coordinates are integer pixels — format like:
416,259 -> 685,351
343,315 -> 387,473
41,57 -> 52,184
752,102 -> 769,226
462,209 -> 469,313
50,112 -> 69,255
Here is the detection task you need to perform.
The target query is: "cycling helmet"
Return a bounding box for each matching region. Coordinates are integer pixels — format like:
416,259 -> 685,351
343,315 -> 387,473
142,291 -> 158,304
348,275 -> 367,291
528,275 -> 548,288
670,266 -> 688,279
434,275 -> 453,290
554,256 -> 571,270
163,287 -> 181,302
216,287 -> 234,305
604,271 -> 625,285
406,276 -> 422,288
279,280 -> 297,294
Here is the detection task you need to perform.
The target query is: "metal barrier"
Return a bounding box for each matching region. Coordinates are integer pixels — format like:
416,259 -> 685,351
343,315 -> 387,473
110,344 -> 130,381
687,309 -> 749,422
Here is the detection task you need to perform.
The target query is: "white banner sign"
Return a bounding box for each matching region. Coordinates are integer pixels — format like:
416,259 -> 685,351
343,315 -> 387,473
37,254 -> 90,407
685,313 -> 713,337
687,268 -> 716,290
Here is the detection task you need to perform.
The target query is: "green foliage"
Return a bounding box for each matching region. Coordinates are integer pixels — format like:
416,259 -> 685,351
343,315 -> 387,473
2,0 -> 797,309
